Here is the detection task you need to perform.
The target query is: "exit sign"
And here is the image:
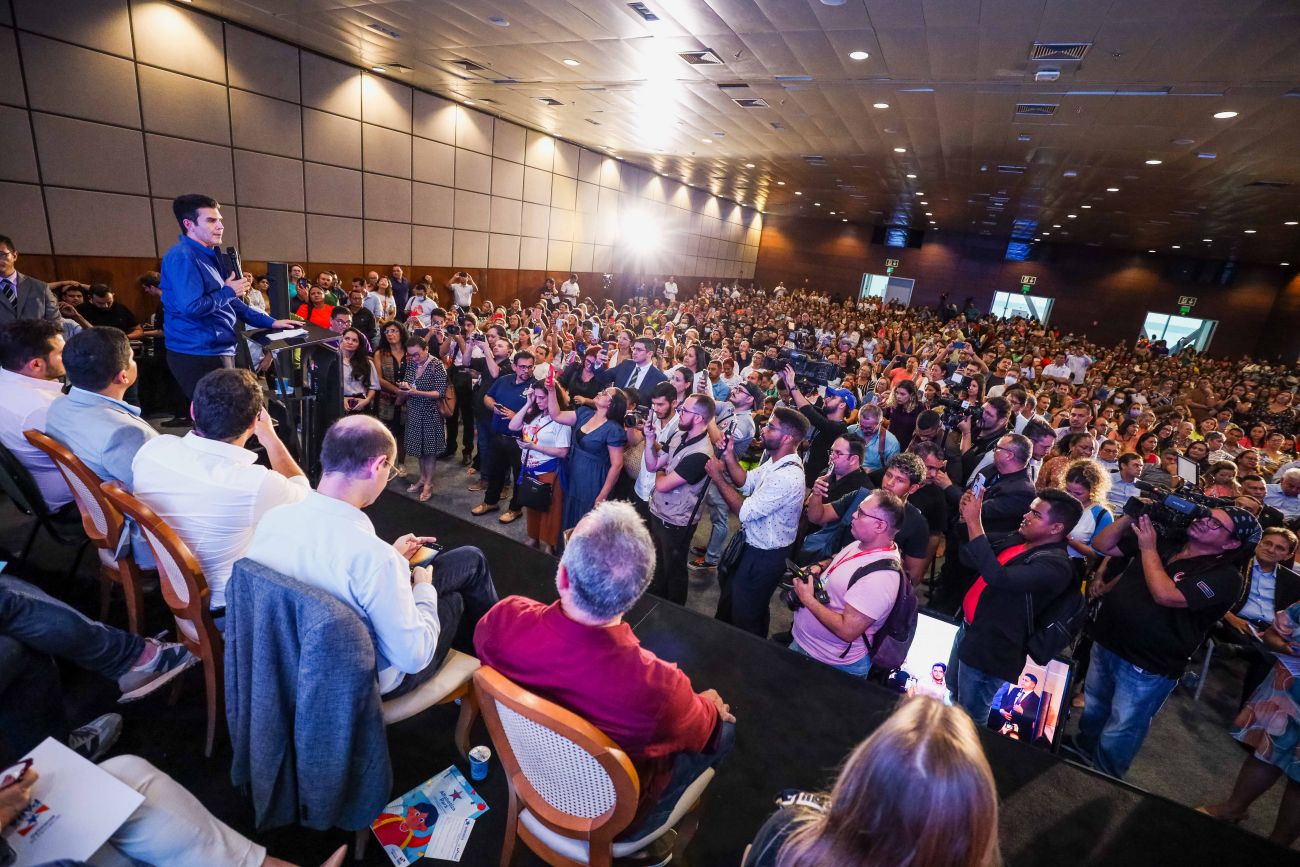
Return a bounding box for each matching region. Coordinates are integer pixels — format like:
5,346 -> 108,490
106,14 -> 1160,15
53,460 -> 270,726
1177,295 -> 1197,307
884,258 -> 899,268
1020,275 -> 1037,285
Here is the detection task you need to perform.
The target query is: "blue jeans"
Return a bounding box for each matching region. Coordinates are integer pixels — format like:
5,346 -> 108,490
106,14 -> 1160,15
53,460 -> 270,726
702,484 -> 730,565
1075,642 -> 1177,779
948,623 -> 1010,722
790,637 -> 873,677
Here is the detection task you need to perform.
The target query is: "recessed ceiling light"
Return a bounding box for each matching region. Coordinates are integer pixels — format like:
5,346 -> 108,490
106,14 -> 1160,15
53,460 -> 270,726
562,58 -> 581,66
905,173 -> 917,179
1283,262 -> 1292,266
701,138 -> 713,143
489,15 -> 510,26
929,221 -> 936,225
1213,110 -> 1238,119
370,65 -> 386,73
745,162 -> 755,168
842,218 -> 848,222
920,201 -> 928,205
1147,249 -> 1156,253
1244,229 -> 1257,234
893,147 -> 907,153
1203,238 -> 1212,242
1052,224 -> 1062,228
1043,232 -> 1051,236
1286,221 -> 1298,226
925,212 -> 933,216
463,99 -> 475,105
1145,159 -> 1163,165
1172,245 -> 1181,249
914,191 -> 924,196
794,191 -> 802,195
776,181 -> 786,185
849,51 -> 870,61
1081,205 -> 1092,209
1106,187 -> 1119,192
814,202 -> 821,206
1067,214 -> 1077,219
873,102 -> 889,109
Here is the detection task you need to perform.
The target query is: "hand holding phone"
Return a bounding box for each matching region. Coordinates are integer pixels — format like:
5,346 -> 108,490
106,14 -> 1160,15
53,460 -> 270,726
407,544 -> 443,569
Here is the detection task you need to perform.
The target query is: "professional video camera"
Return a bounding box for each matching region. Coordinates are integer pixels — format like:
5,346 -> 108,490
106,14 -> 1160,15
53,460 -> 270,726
933,395 -> 978,430
778,559 -> 829,611
1122,479 -> 1233,539
762,348 -> 843,388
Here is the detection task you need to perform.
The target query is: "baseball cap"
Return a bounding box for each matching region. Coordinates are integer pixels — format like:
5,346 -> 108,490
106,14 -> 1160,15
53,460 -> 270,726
825,387 -> 858,411
1221,505 -> 1263,547
735,381 -> 765,405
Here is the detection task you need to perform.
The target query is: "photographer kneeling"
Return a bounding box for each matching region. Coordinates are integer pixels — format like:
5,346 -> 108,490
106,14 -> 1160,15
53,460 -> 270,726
1071,494 -> 1262,779
787,491 -> 906,677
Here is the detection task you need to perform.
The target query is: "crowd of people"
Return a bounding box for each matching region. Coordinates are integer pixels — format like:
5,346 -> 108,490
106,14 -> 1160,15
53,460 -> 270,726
2,189 -> 1300,862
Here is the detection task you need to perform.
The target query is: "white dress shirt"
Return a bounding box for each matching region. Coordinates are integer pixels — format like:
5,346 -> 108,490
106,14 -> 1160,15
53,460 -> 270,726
131,432 -> 309,609
0,368 -> 72,510
737,453 -> 805,549
245,490 -> 439,694
1264,485 -> 1300,520
635,413 -> 679,502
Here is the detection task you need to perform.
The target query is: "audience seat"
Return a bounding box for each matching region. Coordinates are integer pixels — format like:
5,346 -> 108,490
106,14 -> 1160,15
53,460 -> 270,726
0,439 -> 89,579
101,481 -> 224,757
474,666 -> 713,867
23,430 -> 147,635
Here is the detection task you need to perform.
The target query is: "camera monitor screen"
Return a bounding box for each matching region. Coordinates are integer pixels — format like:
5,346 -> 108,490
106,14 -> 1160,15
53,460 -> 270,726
883,609 -> 1075,751
1175,456 -> 1200,485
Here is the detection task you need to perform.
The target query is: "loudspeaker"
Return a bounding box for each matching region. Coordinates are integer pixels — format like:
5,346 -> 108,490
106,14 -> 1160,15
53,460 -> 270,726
267,261 -> 291,320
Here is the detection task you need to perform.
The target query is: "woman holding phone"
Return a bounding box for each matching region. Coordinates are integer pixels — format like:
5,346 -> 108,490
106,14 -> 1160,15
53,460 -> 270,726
397,335 -> 448,502
508,379 -> 572,554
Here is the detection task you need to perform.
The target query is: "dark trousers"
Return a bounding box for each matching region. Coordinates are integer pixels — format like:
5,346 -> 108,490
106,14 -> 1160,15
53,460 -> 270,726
167,350 -> 234,400
715,538 -> 791,637
619,720 -> 735,840
384,547 -> 500,698
484,434 -> 522,509
382,412 -> 406,465
444,379 -> 476,455
631,495 -> 653,530
649,517 -> 698,606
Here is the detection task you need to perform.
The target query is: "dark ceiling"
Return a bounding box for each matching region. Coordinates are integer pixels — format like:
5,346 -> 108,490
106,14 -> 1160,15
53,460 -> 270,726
205,0 -> 1300,265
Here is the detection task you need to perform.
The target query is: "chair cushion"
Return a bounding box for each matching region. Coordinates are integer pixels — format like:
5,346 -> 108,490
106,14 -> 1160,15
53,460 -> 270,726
518,768 -> 714,862
381,649 -> 480,724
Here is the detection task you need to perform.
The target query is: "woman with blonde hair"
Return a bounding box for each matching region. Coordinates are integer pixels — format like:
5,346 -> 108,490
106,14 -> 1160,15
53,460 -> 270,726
743,697 -> 1000,867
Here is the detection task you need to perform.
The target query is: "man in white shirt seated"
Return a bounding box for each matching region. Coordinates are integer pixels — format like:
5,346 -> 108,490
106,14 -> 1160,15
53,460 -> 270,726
131,368 -> 309,620
0,319 -> 72,512
1107,452 -> 1144,514
1264,468 -> 1300,522
246,415 -> 499,696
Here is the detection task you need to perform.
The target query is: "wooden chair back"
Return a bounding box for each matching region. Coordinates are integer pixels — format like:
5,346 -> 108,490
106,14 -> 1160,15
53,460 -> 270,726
473,666 -> 640,862
23,430 -> 122,553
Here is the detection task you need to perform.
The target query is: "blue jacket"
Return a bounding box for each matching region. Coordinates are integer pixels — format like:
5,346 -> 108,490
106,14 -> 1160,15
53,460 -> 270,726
160,234 -> 275,356
225,558 -> 392,831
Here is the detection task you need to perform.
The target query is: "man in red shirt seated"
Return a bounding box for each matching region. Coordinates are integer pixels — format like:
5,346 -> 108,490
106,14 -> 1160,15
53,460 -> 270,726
474,500 -> 736,843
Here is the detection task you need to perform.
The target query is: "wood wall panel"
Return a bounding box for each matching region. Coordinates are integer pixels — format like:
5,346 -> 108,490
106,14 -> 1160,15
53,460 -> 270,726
754,216 -> 1296,360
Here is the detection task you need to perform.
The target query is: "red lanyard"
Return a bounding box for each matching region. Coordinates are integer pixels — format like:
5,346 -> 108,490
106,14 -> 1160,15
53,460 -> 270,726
827,544 -> 894,574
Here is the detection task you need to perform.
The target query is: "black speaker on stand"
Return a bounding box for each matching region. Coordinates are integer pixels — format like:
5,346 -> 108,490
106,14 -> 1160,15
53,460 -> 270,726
266,261 -> 292,320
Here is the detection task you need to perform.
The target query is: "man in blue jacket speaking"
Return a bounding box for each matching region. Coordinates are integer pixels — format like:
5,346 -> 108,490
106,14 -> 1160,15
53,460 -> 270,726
161,193 -> 296,398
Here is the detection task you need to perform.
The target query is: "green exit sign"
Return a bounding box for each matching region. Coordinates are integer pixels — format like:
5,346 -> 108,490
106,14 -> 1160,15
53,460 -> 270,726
886,266 -> 894,275
1179,306 -> 1191,315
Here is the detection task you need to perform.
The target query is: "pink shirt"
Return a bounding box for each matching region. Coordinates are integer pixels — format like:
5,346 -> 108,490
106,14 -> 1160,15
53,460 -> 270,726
792,543 -> 901,665
474,597 -> 718,816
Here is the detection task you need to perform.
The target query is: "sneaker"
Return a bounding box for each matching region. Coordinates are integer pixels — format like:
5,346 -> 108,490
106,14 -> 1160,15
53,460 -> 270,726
690,546 -> 707,556
68,713 -> 123,761
163,415 -> 192,428
118,640 -> 201,702
499,509 -> 521,524
690,555 -> 717,568
467,480 -> 486,492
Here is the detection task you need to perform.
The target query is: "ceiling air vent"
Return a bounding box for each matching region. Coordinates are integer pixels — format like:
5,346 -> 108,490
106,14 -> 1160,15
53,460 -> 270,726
627,2 -> 660,22
770,121 -> 786,130
584,118 -> 601,125
1030,42 -> 1092,61
802,155 -> 828,166
1015,103 -> 1058,116
536,97 -> 565,106
997,165 -> 1027,174
1245,180 -> 1291,189
732,98 -> 769,108
451,58 -> 487,72
678,49 -> 723,65
366,22 -> 400,39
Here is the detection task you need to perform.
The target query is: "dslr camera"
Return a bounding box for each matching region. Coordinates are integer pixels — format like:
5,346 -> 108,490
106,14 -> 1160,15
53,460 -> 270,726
779,559 -> 829,611
933,394 -> 978,429
1122,480 -> 1232,540
443,323 -> 462,336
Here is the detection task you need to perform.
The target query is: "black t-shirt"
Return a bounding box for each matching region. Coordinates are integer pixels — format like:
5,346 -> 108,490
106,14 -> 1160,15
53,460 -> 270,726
742,805 -> 803,867
800,404 -> 848,486
910,484 -> 949,536
79,301 -> 138,333
829,491 -> 928,561
1092,537 -> 1246,678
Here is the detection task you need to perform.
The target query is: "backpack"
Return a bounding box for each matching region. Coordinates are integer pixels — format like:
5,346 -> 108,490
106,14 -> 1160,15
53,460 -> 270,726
842,558 -> 917,671
1025,580 -> 1087,665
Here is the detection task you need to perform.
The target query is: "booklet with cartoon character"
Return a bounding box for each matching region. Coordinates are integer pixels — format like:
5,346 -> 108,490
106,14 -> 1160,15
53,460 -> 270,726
370,766 -> 488,865
0,738 -> 145,866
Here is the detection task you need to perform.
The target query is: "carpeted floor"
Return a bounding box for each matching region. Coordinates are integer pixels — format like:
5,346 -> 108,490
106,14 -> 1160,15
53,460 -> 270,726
2,449 -> 1298,864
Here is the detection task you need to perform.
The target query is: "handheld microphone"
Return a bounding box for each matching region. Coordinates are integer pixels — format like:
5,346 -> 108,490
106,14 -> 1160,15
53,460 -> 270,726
225,246 -> 243,278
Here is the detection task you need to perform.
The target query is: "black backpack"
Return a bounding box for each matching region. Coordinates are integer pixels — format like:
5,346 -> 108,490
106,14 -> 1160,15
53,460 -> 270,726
1025,581 -> 1087,665
841,559 -> 917,671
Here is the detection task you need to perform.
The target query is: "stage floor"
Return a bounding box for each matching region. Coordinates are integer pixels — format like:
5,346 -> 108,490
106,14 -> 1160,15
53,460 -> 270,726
3,488 -> 1298,865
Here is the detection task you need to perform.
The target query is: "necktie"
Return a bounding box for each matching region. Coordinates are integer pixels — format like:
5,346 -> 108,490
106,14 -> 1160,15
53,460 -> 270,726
628,366 -> 643,390
1,278 -> 14,308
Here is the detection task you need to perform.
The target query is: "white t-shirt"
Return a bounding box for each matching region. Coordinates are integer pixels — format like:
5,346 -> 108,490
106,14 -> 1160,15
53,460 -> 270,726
635,413 -> 680,502
519,416 -> 572,469
560,279 -> 580,301
405,296 -> 437,328
1042,362 -> 1071,382
451,281 -> 474,308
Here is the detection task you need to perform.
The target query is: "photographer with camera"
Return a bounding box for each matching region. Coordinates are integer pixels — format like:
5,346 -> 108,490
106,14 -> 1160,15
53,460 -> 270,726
781,364 -> 852,486
645,394 -> 716,604
954,397 -> 1013,485
1070,490 -> 1262,779
693,381 -> 762,568
785,491 -> 907,676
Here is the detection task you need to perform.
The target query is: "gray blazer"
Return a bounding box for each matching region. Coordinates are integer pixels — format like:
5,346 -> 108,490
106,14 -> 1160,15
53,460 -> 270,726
0,274 -> 60,325
44,388 -> 157,490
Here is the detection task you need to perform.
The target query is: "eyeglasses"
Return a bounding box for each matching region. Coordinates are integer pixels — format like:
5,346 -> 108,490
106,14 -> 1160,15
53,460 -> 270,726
1197,514 -> 1231,534
854,511 -> 889,529
379,457 -> 400,482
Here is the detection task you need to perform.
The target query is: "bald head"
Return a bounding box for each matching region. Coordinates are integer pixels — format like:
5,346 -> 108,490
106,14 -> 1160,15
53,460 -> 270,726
321,415 -> 396,478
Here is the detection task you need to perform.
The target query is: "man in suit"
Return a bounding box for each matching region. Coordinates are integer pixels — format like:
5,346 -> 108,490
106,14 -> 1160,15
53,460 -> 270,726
989,673 -> 1042,738
607,337 -> 667,407
0,234 -> 61,326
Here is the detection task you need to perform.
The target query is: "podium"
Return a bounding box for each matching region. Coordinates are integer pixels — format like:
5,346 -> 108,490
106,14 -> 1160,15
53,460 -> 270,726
245,323 -> 340,476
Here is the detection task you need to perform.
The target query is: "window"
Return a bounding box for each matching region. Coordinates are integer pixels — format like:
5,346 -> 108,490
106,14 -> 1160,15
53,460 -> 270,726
859,274 -> 914,307
1140,312 -> 1217,353
990,291 -> 1054,324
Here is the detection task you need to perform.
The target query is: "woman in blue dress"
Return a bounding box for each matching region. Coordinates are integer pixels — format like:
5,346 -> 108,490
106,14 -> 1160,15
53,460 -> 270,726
549,382 -> 629,534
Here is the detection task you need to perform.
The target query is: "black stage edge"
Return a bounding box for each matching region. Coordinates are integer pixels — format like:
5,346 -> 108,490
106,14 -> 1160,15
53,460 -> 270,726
48,491 -> 1300,865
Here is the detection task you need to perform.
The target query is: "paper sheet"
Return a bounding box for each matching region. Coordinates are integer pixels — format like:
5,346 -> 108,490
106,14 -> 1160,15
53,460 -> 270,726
371,766 -> 488,864
0,738 -> 145,866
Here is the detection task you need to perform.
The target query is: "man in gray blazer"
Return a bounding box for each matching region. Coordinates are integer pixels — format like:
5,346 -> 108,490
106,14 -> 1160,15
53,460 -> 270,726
0,234 -> 61,326
45,326 -> 157,565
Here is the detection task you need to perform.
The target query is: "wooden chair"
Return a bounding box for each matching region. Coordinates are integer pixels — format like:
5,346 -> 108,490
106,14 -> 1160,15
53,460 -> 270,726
101,481 -> 224,757
0,439 -> 89,578
473,666 -> 714,867
23,430 -> 147,635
